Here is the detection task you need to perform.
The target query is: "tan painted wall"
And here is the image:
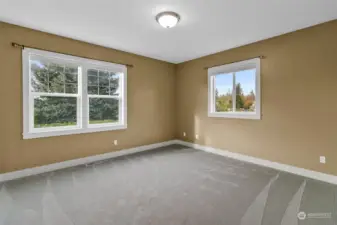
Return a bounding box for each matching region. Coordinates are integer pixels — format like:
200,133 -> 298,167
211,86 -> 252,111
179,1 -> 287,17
175,20 -> 337,176
0,22 -> 176,173
1,20 -> 337,176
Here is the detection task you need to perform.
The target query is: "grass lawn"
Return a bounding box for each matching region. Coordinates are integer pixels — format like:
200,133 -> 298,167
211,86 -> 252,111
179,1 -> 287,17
89,119 -> 117,124
35,120 -> 117,128
34,122 -> 76,128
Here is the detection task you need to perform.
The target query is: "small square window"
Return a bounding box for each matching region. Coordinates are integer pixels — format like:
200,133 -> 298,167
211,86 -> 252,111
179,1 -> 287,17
208,58 -> 261,120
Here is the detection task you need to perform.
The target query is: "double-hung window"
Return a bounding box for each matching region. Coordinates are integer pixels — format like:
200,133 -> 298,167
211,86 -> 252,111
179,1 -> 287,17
23,48 -> 127,139
208,58 -> 261,119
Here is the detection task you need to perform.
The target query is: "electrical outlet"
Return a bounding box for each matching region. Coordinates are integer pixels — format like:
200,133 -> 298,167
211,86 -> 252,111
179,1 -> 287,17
195,134 -> 199,140
183,132 -> 186,137
320,156 -> 326,164
114,140 -> 118,145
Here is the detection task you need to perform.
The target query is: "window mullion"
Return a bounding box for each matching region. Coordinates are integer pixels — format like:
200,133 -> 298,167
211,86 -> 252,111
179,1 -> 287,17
81,65 -> 88,129
122,71 -> 127,126
118,95 -> 123,124
31,92 -> 78,97
109,72 -> 111,96
232,72 -> 236,112
29,94 -> 35,132
63,65 -> 66,93
47,62 -> 50,93
87,95 -> 119,99
212,76 -> 216,113
97,69 -> 100,95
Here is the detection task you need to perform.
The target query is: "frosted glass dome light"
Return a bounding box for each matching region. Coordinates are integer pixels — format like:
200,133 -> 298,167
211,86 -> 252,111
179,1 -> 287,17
156,12 -> 180,28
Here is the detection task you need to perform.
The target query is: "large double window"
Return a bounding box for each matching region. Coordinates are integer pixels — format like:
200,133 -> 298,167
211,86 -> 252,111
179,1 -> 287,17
208,58 -> 261,119
23,48 -> 127,139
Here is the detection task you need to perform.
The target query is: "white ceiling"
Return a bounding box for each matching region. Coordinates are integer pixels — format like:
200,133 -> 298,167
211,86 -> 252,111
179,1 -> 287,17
0,0 -> 336,63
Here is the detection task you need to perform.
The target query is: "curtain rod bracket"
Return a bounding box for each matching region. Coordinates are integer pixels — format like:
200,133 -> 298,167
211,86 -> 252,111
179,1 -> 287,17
12,42 -> 25,49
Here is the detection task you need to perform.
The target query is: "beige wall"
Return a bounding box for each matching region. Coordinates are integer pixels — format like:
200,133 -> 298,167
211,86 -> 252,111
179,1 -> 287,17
1,20 -> 337,176
176,20 -> 337,175
0,22 -> 176,173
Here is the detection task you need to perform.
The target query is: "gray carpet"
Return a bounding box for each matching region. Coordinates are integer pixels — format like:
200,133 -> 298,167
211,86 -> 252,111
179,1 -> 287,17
0,144 -> 336,225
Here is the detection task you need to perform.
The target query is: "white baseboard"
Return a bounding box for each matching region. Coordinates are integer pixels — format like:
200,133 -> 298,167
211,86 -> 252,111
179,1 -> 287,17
175,140 -> 337,185
0,140 -> 176,183
2,139 -> 336,185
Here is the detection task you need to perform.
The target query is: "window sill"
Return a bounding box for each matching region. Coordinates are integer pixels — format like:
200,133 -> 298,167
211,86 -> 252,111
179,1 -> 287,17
23,124 -> 127,139
208,112 -> 261,120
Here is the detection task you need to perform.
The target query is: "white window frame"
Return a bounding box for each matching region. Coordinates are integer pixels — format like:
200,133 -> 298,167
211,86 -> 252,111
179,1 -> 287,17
208,58 -> 261,120
23,48 -> 127,139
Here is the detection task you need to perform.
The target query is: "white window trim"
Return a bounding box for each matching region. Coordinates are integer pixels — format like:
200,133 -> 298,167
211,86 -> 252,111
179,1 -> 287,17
22,48 -> 127,139
208,58 -> 261,120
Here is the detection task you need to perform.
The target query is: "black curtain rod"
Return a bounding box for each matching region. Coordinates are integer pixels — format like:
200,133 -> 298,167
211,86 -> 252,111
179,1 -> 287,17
11,42 -> 134,68
204,55 -> 266,70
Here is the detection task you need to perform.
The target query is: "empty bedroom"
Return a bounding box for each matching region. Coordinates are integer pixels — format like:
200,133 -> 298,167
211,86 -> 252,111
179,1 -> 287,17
0,0 -> 337,224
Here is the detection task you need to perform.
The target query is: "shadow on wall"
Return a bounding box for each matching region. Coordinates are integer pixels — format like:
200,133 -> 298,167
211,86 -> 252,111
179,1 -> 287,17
193,115 -> 213,147
180,73 -> 211,146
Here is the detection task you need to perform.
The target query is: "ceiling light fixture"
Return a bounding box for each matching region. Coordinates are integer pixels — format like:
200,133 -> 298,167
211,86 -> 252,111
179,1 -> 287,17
156,11 -> 180,28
